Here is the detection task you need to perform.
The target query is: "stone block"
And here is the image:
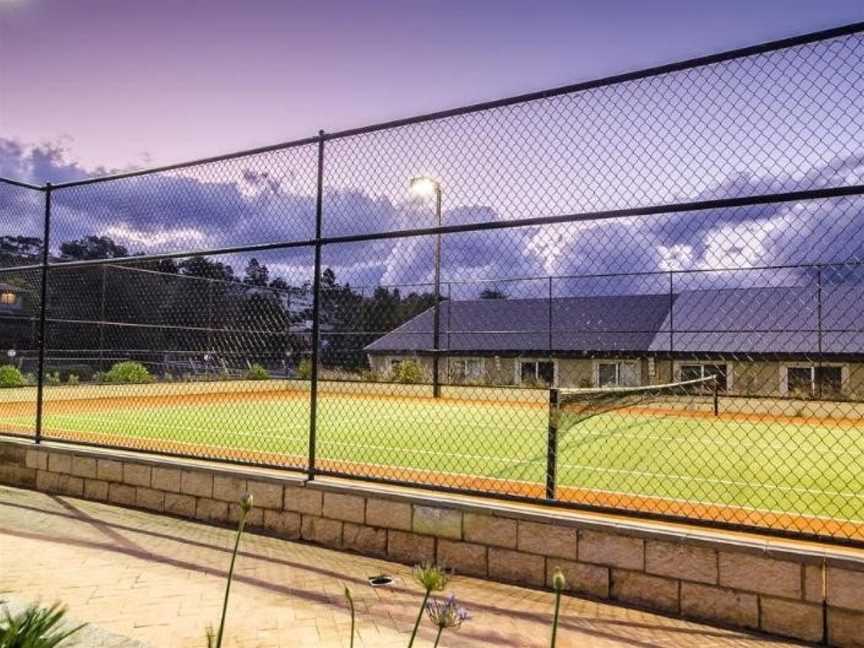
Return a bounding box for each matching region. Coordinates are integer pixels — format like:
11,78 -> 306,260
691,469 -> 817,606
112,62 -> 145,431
301,515 -> 343,548
136,487 -> 164,512
611,569 -> 679,614
54,473 -> 84,497
36,470 -> 59,492
284,486 -> 322,515
0,464 -> 36,488
123,463 -> 151,487
437,540 -> 487,578
69,456 -> 97,479
47,453 -> 72,474
804,563 -> 825,603
151,466 -> 182,492
229,503 -> 264,527
164,493 -> 196,517
108,483 -> 137,507
412,506 -> 462,540
97,459 -> 124,482
719,552 -> 801,599
548,559 -> 609,599
84,479 -> 109,501
828,608 -> 864,647
180,470 -> 213,498
343,523 -> 387,557
488,548 -> 545,587
579,531 -> 644,570
463,513 -> 517,548
388,530 -> 435,565
25,449 -> 48,471
366,498 -> 412,531
760,596 -> 823,643
828,566 -> 864,612
680,582 -> 758,629
323,492 -> 365,523
517,521 -> 577,559
263,510 -> 301,538
196,498 -> 229,522
213,476 -> 246,503
246,479 -> 283,509
646,540 -> 717,585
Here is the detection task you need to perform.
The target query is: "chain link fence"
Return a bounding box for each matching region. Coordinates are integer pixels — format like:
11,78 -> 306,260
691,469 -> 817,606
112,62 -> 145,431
2,22 -> 864,544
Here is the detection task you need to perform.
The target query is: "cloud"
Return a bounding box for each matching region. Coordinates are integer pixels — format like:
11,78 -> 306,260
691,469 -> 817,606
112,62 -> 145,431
2,137 -> 864,297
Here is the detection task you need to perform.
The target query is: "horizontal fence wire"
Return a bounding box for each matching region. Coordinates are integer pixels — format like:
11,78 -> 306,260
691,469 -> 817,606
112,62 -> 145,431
2,22 -> 864,546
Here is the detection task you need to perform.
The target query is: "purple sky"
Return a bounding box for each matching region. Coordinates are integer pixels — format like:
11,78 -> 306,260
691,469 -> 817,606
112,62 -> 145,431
1,0 -> 862,172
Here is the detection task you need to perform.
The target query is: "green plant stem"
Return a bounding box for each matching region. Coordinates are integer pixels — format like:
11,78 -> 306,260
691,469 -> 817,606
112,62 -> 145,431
215,514 -> 246,648
346,590 -> 355,648
407,590 -> 430,648
432,625 -> 445,648
550,589 -> 562,648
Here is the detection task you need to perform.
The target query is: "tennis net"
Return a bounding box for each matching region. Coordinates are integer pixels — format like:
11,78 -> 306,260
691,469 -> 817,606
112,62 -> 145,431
554,375 -> 719,434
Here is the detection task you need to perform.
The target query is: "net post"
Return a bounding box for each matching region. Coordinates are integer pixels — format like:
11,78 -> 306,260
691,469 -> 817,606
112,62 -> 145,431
546,387 -> 559,500
713,375 -> 720,417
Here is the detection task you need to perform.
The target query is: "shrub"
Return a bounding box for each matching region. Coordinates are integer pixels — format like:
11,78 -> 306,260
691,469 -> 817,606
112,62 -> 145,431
0,365 -> 25,388
246,363 -> 269,380
92,371 -> 105,383
394,359 -> 424,384
66,374 -> 79,386
296,358 -> 312,380
0,602 -> 85,646
104,361 -> 153,384
46,371 -> 61,386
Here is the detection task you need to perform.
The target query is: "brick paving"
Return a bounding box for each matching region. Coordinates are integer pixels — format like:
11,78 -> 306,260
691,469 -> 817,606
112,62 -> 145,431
0,486 -> 805,647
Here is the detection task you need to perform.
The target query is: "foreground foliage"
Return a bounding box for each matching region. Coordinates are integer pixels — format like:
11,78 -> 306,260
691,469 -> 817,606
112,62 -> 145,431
0,603 -> 85,648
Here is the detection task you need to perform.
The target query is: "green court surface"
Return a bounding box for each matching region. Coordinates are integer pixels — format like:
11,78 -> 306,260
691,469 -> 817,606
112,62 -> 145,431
3,389 -> 864,525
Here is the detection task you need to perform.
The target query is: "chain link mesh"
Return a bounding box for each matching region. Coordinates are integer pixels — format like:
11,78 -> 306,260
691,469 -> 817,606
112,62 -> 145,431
2,26 -> 864,543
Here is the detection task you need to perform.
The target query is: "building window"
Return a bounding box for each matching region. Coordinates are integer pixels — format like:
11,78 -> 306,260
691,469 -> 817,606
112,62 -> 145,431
786,365 -> 843,398
680,363 -> 728,391
0,292 -> 16,305
450,358 -> 484,384
519,360 -> 555,387
596,361 -> 640,387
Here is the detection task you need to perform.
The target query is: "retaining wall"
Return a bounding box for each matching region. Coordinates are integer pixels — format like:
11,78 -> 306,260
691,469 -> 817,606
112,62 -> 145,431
1,436 -> 863,646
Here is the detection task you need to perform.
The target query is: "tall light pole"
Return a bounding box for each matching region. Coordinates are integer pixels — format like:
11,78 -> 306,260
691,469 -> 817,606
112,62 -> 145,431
410,176 -> 443,398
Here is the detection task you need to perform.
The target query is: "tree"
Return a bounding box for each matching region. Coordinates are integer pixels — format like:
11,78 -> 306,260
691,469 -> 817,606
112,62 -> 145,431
0,235 -> 42,266
243,258 -> 269,286
59,235 -> 128,261
479,288 -> 508,299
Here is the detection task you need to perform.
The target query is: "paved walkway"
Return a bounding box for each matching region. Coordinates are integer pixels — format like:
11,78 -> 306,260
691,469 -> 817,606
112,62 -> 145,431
0,486 -> 805,647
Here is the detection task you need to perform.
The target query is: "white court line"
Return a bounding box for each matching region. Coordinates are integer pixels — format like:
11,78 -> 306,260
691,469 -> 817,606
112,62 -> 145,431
556,461 -> 864,501
562,427 -> 864,459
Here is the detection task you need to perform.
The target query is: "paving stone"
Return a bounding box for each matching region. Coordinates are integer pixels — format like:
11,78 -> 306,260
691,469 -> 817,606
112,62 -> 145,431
719,552 -> 801,599
365,498 -> 412,531
412,505 -> 461,539
0,485 -> 809,648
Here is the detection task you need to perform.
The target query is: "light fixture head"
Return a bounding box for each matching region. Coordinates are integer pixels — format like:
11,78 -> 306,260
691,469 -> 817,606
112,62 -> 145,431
409,176 -> 440,197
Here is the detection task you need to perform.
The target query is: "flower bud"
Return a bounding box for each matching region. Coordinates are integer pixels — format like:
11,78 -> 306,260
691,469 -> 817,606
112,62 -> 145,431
551,568 -> 566,592
240,493 -> 254,513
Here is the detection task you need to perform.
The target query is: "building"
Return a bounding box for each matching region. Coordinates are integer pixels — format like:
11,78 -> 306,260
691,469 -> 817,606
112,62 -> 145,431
364,285 -> 864,398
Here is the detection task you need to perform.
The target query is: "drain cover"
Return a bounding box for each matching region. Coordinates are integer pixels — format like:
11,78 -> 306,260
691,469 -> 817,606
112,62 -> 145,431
368,575 -> 394,587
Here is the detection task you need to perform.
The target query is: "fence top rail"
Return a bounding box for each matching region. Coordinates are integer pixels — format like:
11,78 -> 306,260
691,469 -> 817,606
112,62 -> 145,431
0,177 -> 45,191
3,19 -> 854,192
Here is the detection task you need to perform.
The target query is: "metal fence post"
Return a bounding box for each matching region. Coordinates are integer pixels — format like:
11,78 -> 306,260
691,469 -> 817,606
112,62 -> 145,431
545,387 -> 559,500
34,183 -> 53,444
307,131 -> 325,479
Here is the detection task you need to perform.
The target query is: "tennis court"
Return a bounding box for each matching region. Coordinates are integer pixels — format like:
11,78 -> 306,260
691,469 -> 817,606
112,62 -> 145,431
2,379 -> 863,539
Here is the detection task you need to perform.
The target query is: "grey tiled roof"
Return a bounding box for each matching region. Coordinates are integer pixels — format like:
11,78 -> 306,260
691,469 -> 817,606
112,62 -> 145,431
365,286 -> 864,355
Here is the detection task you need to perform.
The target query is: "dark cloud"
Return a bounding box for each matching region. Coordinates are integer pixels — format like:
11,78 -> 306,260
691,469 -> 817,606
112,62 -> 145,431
2,138 -> 864,296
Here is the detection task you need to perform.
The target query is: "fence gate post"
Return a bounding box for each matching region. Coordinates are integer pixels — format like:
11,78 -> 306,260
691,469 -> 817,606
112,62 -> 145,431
307,131 -> 325,479
34,183 -> 53,444
546,387 -> 559,500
